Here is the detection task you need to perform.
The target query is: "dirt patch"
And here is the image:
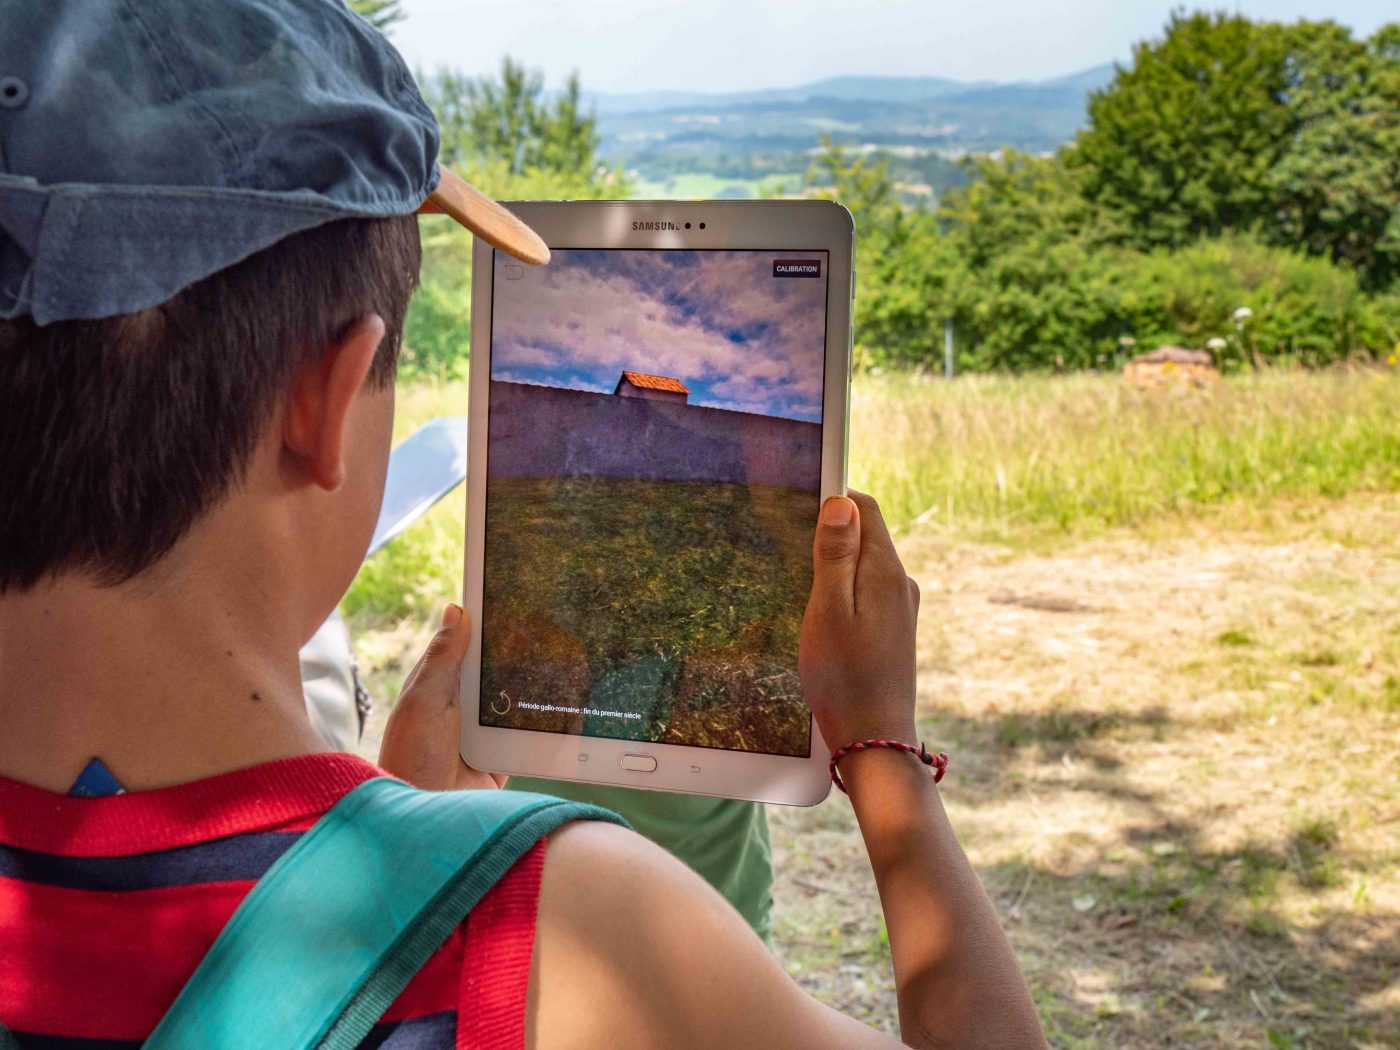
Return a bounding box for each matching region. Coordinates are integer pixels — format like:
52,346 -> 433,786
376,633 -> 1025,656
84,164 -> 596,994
355,494 -> 1400,1048
772,494 -> 1400,1048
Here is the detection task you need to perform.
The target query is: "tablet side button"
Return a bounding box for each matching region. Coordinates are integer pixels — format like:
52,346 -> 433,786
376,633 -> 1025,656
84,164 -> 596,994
619,753 -> 658,773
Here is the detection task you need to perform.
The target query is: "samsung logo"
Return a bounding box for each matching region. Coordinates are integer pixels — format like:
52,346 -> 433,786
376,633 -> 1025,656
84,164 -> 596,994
633,221 -> 682,231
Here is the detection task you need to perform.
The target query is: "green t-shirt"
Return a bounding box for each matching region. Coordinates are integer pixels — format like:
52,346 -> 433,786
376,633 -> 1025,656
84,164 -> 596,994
508,777 -> 773,942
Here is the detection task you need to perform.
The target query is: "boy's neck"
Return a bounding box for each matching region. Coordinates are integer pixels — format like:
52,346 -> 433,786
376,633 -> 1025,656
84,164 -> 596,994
0,539 -> 331,794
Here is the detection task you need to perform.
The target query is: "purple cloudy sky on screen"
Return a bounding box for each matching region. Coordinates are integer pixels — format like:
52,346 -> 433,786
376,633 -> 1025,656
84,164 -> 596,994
490,249 -> 827,422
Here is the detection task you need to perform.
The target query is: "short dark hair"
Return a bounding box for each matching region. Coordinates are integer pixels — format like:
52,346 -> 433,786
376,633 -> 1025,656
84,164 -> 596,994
0,215 -> 421,593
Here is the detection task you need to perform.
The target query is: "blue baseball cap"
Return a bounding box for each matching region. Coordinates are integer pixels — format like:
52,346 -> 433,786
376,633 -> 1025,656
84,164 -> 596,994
0,0 -> 548,326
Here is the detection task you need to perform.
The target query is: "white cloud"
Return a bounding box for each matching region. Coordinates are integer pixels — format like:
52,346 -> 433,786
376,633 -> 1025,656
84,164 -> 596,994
490,250 -> 828,421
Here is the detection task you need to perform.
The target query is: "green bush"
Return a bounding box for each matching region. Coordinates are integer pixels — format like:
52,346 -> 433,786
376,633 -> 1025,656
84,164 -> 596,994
1118,236 -> 1391,368
950,237 -> 1124,372
402,231 -> 472,380
805,144 -> 1396,372
948,233 -> 1395,373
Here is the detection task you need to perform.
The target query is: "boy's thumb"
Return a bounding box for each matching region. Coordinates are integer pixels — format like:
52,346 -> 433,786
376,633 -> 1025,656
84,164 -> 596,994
379,603 -> 470,790
414,603 -> 471,676
811,495 -> 860,605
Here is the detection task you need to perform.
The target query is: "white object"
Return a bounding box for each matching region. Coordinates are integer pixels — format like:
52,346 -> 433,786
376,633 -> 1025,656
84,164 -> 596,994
459,200 -> 854,806
368,417 -> 468,556
299,610 -> 361,751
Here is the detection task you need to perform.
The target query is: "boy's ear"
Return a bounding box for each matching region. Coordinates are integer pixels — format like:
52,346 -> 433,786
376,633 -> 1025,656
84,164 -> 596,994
283,313 -> 387,491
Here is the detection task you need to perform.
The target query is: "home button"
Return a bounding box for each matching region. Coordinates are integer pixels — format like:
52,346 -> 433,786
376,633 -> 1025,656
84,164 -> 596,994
619,753 -> 658,773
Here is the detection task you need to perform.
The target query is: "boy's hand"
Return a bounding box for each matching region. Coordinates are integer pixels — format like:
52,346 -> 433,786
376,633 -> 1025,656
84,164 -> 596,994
378,604 -> 504,791
799,491 -> 920,751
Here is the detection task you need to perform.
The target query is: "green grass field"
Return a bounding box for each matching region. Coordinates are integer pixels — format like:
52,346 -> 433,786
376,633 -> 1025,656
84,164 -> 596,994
479,476 -> 816,756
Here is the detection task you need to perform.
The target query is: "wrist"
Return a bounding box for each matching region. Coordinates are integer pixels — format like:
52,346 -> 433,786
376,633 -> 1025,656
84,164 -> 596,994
828,733 -> 948,801
841,745 -> 951,851
819,716 -> 918,753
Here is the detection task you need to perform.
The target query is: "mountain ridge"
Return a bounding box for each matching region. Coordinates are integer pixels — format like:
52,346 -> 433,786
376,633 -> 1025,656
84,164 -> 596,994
587,64 -> 1115,115
589,64 -> 1119,197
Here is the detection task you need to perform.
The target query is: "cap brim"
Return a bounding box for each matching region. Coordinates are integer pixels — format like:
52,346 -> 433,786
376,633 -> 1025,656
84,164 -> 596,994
417,164 -> 550,266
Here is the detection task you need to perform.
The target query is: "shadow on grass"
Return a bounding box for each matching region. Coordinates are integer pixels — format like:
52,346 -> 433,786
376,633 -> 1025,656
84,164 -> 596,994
987,704 -> 1171,763
980,855 -> 1397,1048
911,704 -> 1398,1048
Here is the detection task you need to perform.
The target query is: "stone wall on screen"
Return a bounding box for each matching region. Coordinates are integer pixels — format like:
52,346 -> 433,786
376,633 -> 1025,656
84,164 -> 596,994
488,380 -> 821,489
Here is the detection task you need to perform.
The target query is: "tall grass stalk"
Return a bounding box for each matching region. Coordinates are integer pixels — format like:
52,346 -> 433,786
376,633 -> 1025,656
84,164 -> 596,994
851,369 -> 1400,539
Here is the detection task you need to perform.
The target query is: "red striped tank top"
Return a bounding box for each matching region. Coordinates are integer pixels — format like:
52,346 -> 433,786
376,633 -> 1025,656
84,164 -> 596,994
0,753 -> 540,1049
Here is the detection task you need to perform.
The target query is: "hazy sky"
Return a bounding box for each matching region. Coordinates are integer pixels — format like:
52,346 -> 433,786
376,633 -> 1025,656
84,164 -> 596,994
390,0 -> 1395,94
491,249 -> 828,421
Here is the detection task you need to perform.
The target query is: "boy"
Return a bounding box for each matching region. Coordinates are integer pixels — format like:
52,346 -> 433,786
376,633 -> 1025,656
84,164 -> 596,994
0,1 -> 1046,1046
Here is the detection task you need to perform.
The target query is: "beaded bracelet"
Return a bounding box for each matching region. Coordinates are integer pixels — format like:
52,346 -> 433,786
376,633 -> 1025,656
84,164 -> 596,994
829,739 -> 950,794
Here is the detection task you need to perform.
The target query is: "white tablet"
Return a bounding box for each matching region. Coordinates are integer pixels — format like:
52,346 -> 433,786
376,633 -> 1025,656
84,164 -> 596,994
459,200 -> 852,806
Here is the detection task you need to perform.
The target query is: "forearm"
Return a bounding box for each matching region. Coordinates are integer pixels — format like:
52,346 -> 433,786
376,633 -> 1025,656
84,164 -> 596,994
844,749 -> 1046,1050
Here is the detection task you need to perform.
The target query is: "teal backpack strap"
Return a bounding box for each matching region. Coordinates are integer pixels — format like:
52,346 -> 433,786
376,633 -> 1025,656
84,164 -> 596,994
0,1022 -> 20,1050
143,779 -> 625,1050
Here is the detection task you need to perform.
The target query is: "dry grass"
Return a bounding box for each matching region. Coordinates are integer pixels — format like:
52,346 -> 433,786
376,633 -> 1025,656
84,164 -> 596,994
354,493 -> 1400,1048
850,368 -> 1400,540
770,494 -> 1400,1049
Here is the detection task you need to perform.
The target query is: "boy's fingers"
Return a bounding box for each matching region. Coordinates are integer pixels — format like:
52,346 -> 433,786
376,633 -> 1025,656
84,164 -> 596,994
811,495 -> 861,611
847,490 -> 900,566
379,604 -> 473,791
847,489 -> 909,589
397,603 -> 470,696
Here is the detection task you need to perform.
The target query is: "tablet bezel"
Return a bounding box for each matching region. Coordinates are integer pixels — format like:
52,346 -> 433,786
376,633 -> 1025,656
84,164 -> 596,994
459,200 -> 853,806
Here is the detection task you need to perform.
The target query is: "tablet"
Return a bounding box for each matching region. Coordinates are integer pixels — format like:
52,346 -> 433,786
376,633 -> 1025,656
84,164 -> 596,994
459,200 -> 852,806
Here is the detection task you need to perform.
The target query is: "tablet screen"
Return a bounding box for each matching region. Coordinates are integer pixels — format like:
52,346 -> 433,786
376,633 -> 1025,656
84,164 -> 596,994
481,248 -> 828,758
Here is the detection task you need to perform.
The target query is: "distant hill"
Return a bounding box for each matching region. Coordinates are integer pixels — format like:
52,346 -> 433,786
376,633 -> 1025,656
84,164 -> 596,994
589,74 -> 997,115
592,65 -> 1118,189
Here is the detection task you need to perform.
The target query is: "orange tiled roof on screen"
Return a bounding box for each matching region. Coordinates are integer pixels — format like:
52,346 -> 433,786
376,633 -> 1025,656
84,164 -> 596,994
618,370 -> 690,394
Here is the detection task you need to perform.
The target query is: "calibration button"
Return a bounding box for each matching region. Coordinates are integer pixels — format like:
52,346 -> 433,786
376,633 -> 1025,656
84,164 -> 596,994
619,753 -> 658,773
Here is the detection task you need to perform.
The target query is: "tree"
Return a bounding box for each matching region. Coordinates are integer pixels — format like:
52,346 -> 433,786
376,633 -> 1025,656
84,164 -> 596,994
1071,12 -> 1400,287
803,141 -> 956,368
936,153 -> 1130,371
401,61 -> 625,378
1072,12 -> 1293,248
1269,22 -> 1400,289
939,151 -> 1101,266
346,0 -> 404,33
425,59 -> 601,181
